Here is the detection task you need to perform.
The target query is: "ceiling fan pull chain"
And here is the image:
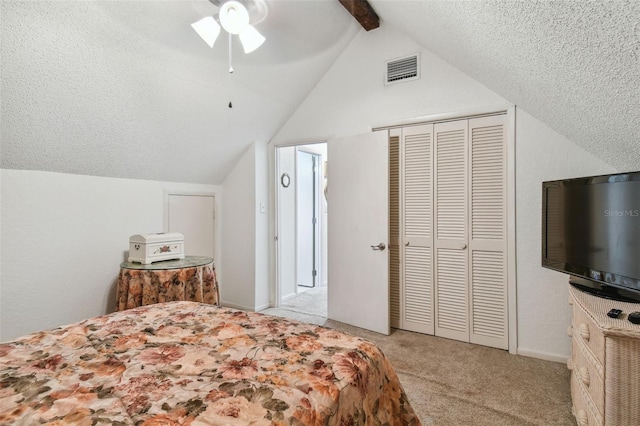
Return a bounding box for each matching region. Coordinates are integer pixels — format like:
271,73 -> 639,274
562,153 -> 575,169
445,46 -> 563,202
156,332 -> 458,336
228,32 -> 234,74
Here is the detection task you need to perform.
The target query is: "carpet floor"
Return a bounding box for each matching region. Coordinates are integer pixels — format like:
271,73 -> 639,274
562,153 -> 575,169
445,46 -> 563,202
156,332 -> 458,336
261,290 -> 576,425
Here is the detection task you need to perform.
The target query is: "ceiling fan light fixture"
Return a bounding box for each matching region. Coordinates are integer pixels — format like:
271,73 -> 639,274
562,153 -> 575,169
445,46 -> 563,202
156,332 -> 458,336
191,16 -> 220,48
219,1 -> 250,35
239,25 -> 265,53
192,0 -> 266,72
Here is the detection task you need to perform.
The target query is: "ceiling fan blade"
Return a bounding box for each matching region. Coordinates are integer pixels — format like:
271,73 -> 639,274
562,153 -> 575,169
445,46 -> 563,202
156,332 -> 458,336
191,16 -> 220,48
239,24 -> 265,53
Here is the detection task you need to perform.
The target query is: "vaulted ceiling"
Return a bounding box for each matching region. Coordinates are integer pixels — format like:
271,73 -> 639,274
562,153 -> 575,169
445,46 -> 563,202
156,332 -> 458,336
2,1 -> 639,184
370,0 -> 640,172
1,0 -> 359,183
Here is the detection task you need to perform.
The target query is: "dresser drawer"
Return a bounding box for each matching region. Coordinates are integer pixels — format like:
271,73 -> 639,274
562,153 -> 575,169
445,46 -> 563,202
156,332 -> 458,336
569,284 -> 640,426
604,337 -> 640,426
570,365 -> 603,426
573,303 -> 605,364
572,337 -> 604,413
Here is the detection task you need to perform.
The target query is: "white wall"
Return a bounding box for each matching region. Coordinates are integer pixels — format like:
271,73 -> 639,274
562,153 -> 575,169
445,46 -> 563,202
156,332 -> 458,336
221,145 -> 256,310
0,169 -> 220,341
271,23 -> 618,360
254,141 -> 270,311
273,25 -> 505,145
220,141 -> 270,311
514,110 -> 615,360
277,146 -> 297,300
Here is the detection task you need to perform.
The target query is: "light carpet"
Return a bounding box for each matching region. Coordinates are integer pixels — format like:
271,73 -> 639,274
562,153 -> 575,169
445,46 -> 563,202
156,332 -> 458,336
261,291 -> 575,425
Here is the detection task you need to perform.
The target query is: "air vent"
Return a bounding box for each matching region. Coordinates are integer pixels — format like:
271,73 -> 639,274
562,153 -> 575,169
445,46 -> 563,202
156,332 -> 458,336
385,54 -> 420,85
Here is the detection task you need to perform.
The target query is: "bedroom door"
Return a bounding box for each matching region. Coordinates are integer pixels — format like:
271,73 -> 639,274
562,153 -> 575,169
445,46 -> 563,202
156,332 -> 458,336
327,130 -> 390,335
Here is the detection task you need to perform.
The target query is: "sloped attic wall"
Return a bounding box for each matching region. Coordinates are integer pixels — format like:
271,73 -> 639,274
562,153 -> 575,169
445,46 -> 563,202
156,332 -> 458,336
271,23 -> 615,360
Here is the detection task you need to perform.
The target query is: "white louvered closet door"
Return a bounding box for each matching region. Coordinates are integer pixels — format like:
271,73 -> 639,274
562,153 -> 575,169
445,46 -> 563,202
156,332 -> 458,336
468,116 -> 507,349
390,113 -> 508,349
401,125 -> 434,334
434,120 -> 469,342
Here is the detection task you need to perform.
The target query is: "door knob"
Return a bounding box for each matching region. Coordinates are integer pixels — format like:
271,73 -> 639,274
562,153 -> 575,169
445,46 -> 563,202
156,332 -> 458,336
370,243 -> 386,251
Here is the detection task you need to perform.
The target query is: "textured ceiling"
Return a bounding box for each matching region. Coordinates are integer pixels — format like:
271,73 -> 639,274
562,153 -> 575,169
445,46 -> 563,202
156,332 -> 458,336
370,0 -> 640,171
2,1 -> 639,184
1,0 -> 358,184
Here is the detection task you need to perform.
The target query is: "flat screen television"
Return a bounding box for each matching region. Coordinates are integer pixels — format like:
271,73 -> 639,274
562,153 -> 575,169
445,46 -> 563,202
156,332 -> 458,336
542,171 -> 640,302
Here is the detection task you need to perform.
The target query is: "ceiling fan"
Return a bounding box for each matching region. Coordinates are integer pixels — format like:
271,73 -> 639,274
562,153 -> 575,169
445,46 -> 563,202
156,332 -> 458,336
191,0 -> 268,72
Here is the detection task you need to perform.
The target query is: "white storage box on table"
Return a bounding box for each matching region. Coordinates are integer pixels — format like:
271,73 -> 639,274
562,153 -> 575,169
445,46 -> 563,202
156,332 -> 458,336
128,233 -> 185,264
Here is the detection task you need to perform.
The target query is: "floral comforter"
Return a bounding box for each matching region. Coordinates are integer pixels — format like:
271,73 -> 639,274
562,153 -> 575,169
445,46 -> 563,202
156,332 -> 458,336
0,301 -> 420,425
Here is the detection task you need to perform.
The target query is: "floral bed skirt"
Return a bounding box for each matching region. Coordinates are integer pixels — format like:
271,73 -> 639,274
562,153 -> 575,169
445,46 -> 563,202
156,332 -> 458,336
0,301 -> 420,425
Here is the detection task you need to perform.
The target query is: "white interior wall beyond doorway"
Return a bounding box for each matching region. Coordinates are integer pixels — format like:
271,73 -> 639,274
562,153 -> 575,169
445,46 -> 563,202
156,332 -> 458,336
276,143 -> 328,306
277,146 -> 297,301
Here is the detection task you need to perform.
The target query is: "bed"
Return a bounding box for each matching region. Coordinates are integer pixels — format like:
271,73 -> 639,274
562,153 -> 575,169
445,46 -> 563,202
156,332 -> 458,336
0,301 -> 420,425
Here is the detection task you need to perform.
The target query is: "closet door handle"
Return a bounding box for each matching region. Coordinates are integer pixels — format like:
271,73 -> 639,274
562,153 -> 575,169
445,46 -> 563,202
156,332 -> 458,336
371,243 -> 386,251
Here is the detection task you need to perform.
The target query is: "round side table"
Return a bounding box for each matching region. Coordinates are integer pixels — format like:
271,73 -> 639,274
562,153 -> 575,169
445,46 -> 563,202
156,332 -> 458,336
116,256 -> 219,311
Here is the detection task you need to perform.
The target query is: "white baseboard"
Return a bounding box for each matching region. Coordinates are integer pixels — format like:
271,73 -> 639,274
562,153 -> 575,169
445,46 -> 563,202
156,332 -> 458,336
281,292 -> 297,302
517,347 -> 570,363
255,302 -> 271,312
221,300 -> 274,312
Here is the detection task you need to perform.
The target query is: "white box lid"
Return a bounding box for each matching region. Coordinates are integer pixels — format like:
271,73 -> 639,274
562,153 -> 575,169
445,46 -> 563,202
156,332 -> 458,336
129,232 -> 184,244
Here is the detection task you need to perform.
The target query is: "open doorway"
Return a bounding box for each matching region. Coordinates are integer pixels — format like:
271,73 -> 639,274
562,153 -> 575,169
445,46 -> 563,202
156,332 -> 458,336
275,143 -> 328,319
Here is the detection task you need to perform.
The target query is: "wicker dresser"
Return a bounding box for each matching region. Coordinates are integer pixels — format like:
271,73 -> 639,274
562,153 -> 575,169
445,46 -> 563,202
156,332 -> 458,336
568,284 -> 640,426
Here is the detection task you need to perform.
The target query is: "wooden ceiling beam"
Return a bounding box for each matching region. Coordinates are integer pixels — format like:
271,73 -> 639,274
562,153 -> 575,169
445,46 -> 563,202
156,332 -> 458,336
338,0 -> 380,31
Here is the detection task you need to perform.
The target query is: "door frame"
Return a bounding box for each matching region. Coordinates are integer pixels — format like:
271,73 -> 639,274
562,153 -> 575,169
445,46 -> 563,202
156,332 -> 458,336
273,141 -> 327,308
295,147 -> 323,290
